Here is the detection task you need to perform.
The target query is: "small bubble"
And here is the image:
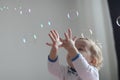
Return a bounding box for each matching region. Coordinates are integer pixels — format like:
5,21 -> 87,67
81,33 -> 85,38
0,8 -> 3,11
116,16 -> 120,26
67,10 -> 79,20
40,24 -> 44,28
22,38 -> 27,43
48,21 -> 51,26
67,13 -> 70,19
14,8 -> 17,11
76,11 -> 79,16
33,34 -> 37,40
20,11 -> 23,14
28,9 -> 31,13
6,6 -> 9,10
89,29 -> 93,35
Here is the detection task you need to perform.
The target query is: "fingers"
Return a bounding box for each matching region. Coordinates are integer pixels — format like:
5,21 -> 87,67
53,30 -> 59,38
48,28 -> 74,43
49,30 -> 59,42
64,28 -> 72,40
68,28 -> 72,39
50,30 -> 57,40
49,33 -> 55,42
64,32 -> 69,41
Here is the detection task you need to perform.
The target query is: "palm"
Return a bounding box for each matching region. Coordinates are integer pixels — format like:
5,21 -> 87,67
60,29 -> 77,50
46,30 -> 62,49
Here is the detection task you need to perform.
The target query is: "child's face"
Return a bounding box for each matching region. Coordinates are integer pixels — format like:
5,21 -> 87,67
67,38 -> 92,67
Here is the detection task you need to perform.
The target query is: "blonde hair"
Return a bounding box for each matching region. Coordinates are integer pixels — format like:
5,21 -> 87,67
79,38 -> 103,70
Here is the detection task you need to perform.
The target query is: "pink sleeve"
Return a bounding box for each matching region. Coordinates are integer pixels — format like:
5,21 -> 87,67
48,56 -> 65,80
72,53 -> 99,80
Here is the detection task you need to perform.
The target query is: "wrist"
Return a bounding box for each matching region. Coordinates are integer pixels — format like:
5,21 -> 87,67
67,47 -> 79,59
49,47 -> 58,60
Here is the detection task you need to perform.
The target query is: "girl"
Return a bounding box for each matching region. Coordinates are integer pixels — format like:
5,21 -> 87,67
46,29 -> 103,80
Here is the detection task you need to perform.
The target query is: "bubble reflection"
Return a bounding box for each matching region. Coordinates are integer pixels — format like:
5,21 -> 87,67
28,9 -> 31,13
81,33 -> 85,38
22,38 -> 27,43
67,10 -> 79,20
89,29 -> 93,35
116,16 -> 120,26
40,24 -> 44,28
48,21 -> 51,26
33,34 -> 37,40
20,11 -> 23,14
22,33 -> 37,45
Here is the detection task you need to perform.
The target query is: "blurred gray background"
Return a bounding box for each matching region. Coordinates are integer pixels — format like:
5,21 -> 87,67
0,0 -> 118,80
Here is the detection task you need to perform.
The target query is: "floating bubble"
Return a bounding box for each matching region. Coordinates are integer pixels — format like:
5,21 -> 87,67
67,10 -> 79,20
40,24 -> 44,28
22,38 -> 27,43
81,33 -> 85,38
48,21 -> 51,26
89,29 -> 93,35
67,13 -> 70,19
14,8 -> 17,11
22,33 -> 38,45
20,11 -> 23,14
98,43 -> 102,48
33,34 -> 37,40
96,40 -> 102,48
6,6 -> 9,10
116,16 -> 120,26
76,11 -> 79,16
0,8 -> 3,11
28,9 -> 31,13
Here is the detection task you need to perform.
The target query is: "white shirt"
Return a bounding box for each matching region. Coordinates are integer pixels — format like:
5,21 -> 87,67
48,53 -> 99,80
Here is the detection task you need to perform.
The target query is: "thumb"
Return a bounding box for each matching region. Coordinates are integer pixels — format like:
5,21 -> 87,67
46,43 -> 53,46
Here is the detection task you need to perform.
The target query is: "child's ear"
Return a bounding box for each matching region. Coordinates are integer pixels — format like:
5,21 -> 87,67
91,58 -> 97,65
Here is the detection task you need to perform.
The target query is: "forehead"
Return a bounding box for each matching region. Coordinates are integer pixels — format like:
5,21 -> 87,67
75,38 -> 91,47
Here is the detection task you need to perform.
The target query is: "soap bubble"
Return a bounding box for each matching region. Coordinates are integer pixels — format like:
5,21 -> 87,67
96,40 -> 103,49
14,8 -> 17,11
6,6 -> 9,10
0,8 -> 3,11
48,21 -> 51,26
22,38 -> 27,43
40,24 -> 44,28
116,16 -> 120,26
67,10 -> 79,20
67,13 -> 70,19
33,34 -> 37,40
81,33 -> 85,38
89,29 -> 93,35
20,10 -> 23,14
28,9 -> 31,13
76,11 -> 79,16
22,33 -> 37,45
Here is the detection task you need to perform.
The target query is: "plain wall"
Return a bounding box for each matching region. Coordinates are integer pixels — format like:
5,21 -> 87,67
0,0 -> 118,80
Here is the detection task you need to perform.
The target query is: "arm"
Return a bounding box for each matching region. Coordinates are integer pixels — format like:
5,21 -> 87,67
46,30 -> 64,79
72,53 -> 99,80
48,56 -> 65,80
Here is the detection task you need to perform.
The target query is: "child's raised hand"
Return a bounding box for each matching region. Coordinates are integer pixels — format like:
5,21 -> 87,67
46,30 -> 62,54
60,28 -> 77,52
